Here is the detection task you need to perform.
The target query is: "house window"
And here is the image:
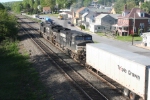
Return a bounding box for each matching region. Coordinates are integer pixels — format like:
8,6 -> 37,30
148,19 -> 150,24
141,13 -> 143,17
141,13 -> 144,17
98,27 -> 100,29
134,27 -> 136,32
140,23 -> 144,28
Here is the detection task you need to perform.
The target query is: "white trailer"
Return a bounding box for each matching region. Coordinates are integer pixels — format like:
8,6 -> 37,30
86,43 -> 150,100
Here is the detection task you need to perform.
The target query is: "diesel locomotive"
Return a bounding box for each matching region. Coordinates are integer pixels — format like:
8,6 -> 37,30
39,21 -> 93,61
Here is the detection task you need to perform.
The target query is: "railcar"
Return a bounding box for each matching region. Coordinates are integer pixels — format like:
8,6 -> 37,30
39,22 -> 93,61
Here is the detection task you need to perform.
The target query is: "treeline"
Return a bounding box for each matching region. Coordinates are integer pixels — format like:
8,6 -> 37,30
2,0 -> 150,14
0,3 -> 18,42
8,0 -> 77,14
115,0 -> 150,14
3,0 -> 118,14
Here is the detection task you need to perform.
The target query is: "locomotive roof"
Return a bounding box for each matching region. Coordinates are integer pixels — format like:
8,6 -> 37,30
52,26 -> 70,32
70,30 -> 92,37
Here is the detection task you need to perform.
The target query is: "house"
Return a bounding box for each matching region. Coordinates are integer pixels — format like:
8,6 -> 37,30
72,7 -> 89,25
89,23 -> 105,33
88,6 -> 112,14
65,11 -> 72,19
43,7 -> 51,14
115,5 -> 150,36
82,11 -> 100,29
94,14 -> 120,32
141,32 -> 150,47
110,8 -> 116,14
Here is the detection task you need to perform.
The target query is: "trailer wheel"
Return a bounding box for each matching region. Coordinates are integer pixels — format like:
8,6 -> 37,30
123,88 -> 129,96
40,32 -> 43,37
47,36 -> 49,40
129,91 -> 136,100
137,97 -> 144,100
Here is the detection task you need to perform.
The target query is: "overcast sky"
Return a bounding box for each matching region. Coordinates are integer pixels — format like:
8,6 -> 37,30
0,0 -> 22,3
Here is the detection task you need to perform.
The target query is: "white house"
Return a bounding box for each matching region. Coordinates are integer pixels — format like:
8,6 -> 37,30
88,14 -> 108,33
141,32 -> 150,47
89,23 -> 104,33
81,12 -> 88,21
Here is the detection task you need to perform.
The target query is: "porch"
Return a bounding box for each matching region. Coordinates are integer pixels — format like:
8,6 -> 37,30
112,24 -> 129,36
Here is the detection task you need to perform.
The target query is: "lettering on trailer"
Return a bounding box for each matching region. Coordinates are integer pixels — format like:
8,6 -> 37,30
118,65 -> 140,80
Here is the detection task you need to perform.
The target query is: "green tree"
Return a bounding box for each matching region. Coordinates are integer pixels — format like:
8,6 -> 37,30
83,0 -> 92,7
0,3 -> 5,10
114,0 -> 137,14
0,10 -> 18,41
140,1 -> 150,13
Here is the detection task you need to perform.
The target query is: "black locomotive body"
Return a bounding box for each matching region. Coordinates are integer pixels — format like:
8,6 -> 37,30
39,22 -> 93,60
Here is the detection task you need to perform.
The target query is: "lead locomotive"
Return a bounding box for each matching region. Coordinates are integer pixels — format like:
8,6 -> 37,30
39,21 -> 93,61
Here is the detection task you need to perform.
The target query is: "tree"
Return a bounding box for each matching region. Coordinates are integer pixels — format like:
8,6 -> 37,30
0,10 -> 18,42
83,0 -> 92,7
140,1 -> 150,13
0,3 -> 5,10
114,0 -> 137,14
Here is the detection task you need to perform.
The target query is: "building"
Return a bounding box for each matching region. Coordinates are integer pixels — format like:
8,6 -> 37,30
94,14 -> 120,32
72,7 -> 89,25
115,5 -> 150,36
43,7 -> 51,14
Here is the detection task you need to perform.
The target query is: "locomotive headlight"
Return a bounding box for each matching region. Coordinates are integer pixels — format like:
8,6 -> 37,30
76,45 -> 85,51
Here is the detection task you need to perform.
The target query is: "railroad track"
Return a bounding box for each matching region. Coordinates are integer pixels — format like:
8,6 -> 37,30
18,16 -> 108,100
17,15 -> 131,100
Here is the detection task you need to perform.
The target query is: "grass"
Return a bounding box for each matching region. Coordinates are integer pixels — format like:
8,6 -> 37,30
116,36 -> 142,41
0,40 -> 48,100
96,32 -> 106,36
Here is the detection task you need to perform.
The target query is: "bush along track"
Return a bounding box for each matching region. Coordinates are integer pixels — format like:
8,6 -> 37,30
0,40 -> 48,100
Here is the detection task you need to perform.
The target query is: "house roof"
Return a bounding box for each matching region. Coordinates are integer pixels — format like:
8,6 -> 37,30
64,11 -> 72,15
43,7 -> 50,10
71,8 -> 78,12
82,12 -> 88,17
95,14 -> 108,19
88,7 -> 111,13
76,7 -> 86,13
86,11 -> 95,18
86,11 -> 100,18
109,14 -> 120,19
119,8 -> 150,19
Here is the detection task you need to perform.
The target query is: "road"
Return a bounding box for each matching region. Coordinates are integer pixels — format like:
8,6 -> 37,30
38,15 -> 150,57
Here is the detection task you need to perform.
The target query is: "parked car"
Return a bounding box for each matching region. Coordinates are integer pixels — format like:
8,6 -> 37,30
68,21 -> 71,24
70,23 -> 74,26
58,15 -> 63,20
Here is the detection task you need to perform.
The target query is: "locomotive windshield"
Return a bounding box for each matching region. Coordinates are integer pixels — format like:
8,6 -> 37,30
76,36 -> 92,40
76,36 -> 84,40
84,36 -> 92,40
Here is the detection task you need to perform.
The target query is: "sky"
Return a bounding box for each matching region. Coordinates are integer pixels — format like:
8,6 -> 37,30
0,0 -> 22,3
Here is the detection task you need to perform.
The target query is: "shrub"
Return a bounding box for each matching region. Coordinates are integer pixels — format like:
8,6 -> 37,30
80,25 -> 85,29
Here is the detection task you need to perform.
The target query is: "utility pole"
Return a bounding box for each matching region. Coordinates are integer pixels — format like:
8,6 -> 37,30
132,13 -> 135,45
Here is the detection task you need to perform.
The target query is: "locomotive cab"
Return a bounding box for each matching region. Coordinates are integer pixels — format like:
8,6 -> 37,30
58,30 -> 93,60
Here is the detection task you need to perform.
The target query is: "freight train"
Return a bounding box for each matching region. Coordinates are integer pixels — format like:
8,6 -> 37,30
39,21 -> 150,100
39,21 -> 93,61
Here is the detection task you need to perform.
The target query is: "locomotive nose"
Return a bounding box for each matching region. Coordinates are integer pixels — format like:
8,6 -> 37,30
77,41 -> 94,46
